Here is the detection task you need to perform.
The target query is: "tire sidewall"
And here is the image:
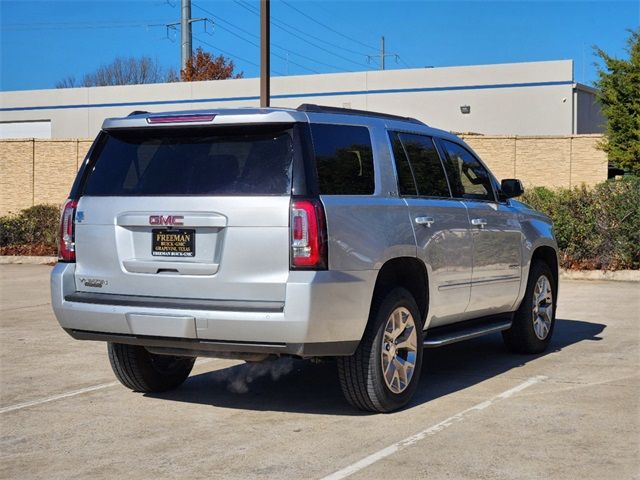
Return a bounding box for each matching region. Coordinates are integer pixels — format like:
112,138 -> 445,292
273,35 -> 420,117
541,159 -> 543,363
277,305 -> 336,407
368,288 -> 424,411
511,261 -> 557,353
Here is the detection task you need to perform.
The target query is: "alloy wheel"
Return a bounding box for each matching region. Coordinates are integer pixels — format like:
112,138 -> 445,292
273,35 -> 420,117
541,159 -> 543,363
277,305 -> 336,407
381,307 -> 418,394
532,274 -> 553,340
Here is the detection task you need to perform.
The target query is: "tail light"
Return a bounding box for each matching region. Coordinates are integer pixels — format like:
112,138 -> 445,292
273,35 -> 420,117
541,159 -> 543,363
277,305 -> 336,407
290,198 -> 327,270
59,199 -> 78,262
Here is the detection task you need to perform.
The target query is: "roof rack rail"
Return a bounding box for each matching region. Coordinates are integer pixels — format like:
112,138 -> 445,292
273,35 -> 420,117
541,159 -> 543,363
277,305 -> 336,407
297,103 -> 424,125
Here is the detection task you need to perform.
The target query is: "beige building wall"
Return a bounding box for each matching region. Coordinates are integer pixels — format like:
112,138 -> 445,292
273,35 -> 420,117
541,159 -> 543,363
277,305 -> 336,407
1,139 -> 90,215
460,134 -> 607,189
0,135 -> 608,216
1,60 -> 584,138
0,140 -> 34,214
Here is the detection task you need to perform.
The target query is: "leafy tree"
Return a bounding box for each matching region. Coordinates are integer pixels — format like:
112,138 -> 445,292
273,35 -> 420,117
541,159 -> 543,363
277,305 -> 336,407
181,48 -> 243,81
56,56 -> 178,88
594,28 -> 640,175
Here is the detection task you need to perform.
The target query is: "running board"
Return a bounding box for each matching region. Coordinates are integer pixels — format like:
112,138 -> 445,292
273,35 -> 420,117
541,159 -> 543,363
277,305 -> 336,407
423,320 -> 512,348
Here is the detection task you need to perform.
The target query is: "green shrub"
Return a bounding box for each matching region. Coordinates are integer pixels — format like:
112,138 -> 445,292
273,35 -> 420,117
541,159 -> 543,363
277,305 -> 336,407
1,182 -> 639,269
521,177 -> 640,270
0,204 -> 60,252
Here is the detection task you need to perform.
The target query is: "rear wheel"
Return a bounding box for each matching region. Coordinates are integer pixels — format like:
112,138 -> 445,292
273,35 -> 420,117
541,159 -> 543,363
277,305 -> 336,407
502,260 -> 556,354
337,288 -> 423,413
107,343 -> 195,392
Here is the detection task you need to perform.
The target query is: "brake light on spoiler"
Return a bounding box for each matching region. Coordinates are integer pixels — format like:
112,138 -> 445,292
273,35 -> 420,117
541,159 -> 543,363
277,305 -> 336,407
147,114 -> 216,124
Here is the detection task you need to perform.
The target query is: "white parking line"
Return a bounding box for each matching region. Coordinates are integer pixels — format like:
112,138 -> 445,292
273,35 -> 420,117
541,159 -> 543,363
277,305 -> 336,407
319,375 -> 547,480
0,357 -> 219,414
0,382 -> 120,414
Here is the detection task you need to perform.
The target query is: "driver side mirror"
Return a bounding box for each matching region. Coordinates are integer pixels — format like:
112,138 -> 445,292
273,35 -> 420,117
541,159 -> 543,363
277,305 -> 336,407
500,179 -> 524,199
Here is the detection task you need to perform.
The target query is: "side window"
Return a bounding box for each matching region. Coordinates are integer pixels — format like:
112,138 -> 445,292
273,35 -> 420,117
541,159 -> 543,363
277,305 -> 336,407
310,124 -> 375,195
398,133 -> 450,198
390,132 -> 418,196
440,140 -> 495,201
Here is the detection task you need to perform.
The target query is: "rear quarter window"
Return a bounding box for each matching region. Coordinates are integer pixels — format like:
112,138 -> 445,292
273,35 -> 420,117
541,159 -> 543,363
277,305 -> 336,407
310,124 -> 374,195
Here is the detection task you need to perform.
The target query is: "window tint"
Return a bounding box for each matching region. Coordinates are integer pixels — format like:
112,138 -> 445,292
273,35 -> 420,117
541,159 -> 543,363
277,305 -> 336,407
390,132 -> 418,196
397,133 -> 450,198
311,124 -> 374,195
440,140 -> 495,201
83,125 -> 294,196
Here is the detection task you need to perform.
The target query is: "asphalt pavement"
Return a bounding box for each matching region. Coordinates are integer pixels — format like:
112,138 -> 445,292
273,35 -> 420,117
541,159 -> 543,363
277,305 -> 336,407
1,264 -> 638,479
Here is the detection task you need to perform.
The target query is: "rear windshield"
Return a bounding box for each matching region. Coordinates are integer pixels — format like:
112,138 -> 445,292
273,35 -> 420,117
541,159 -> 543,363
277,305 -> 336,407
83,125 -> 294,196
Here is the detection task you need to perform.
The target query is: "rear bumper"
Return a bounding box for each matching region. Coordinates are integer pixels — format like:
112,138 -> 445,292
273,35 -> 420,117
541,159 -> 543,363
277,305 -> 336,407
51,262 -> 375,357
64,329 -> 358,357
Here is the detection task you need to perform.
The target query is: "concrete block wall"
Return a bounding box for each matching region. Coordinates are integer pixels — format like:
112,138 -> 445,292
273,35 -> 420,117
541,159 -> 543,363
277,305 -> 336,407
0,135 -> 608,216
0,139 -> 93,215
0,140 -> 34,215
460,134 -> 607,189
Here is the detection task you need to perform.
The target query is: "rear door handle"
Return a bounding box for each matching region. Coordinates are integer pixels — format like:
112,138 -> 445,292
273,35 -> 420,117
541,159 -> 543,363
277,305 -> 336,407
471,218 -> 487,228
415,216 -> 435,227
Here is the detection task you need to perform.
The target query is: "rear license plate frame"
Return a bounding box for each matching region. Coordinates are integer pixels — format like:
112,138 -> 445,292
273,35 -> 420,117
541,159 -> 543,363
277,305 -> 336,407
151,229 -> 196,257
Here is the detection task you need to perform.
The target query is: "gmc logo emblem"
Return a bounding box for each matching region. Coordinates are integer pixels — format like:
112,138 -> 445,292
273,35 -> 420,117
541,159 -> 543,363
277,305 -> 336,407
149,215 -> 184,226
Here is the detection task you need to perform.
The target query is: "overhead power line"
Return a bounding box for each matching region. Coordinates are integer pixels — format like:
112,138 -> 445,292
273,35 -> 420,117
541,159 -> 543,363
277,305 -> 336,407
212,22 -> 320,74
3,21 -> 161,31
397,56 -> 413,68
280,0 -> 377,52
233,0 -> 371,69
193,34 -> 285,76
193,2 -> 343,73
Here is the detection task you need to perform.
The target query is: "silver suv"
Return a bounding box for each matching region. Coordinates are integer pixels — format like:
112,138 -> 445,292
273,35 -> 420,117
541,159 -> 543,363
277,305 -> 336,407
51,104 -> 558,412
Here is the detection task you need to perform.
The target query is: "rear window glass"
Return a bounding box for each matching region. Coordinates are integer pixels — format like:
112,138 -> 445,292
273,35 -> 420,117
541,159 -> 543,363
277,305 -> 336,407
310,124 -> 374,195
83,125 -> 294,196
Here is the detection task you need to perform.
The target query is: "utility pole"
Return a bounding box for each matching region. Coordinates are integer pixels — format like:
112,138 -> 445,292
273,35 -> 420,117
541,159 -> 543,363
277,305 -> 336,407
157,1 -> 211,74
260,0 -> 270,107
181,0 -> 192,71
367,35 -> 399,71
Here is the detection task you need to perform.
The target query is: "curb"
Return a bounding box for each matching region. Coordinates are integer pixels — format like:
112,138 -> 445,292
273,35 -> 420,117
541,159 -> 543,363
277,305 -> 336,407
560,269 -> 640,282
0,256 -> 57,265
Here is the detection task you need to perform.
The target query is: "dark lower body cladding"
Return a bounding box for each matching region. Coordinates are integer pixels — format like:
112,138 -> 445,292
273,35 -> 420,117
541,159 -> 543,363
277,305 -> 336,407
65,329 -> 359,360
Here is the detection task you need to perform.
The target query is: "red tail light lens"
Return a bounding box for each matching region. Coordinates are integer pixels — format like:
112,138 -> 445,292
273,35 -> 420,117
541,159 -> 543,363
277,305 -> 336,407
59,199 -> 78,262
290,198 -> 327,269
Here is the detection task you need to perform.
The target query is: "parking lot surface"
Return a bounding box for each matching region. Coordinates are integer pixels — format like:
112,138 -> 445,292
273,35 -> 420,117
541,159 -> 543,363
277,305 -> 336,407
1,264 -> 638,479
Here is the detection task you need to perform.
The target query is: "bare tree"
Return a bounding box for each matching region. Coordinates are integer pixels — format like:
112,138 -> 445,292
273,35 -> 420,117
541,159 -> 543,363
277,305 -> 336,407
56,56 -> 176,88
55,76 -> 78,89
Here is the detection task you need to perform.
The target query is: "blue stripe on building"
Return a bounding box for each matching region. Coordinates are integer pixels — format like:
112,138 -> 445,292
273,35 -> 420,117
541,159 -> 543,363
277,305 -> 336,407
0,81 -> 573,113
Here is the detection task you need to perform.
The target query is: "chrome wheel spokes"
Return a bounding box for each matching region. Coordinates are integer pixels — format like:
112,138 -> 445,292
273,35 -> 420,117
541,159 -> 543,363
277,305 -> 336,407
381,307 -> 418,394
532,275 -> 553,340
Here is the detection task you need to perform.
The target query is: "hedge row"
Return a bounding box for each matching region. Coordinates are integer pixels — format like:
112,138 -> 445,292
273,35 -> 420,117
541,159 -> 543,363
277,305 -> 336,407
0,204 -> 59,256
0,178 -> 638,269
521,177 -> 640,270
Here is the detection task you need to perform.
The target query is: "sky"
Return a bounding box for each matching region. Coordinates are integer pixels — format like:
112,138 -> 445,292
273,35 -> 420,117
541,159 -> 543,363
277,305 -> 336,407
1,0 -> 638,91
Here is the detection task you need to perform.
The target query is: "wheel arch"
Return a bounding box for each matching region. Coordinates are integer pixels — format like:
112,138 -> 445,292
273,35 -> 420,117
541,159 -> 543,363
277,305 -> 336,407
369,257 -> 429,325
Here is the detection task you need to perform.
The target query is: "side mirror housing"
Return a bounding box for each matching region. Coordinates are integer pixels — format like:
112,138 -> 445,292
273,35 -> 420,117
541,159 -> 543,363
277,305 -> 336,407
500,179 -> 524,199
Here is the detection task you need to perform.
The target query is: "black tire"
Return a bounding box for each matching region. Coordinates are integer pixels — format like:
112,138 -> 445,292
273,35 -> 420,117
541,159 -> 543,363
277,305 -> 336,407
107,343 -> 195,393
503,260 -> 556,354
337,288 -> 424,413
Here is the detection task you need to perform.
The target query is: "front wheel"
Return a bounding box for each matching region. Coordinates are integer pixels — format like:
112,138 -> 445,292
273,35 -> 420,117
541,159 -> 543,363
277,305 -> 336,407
108,343 -> 195,393
503,261 -> 556,354
337,288 -> 423,413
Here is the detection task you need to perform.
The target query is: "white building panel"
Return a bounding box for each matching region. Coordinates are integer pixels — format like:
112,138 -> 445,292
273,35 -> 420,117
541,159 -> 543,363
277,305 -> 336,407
0,120 -> 51,139
0,60 -> 600,138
